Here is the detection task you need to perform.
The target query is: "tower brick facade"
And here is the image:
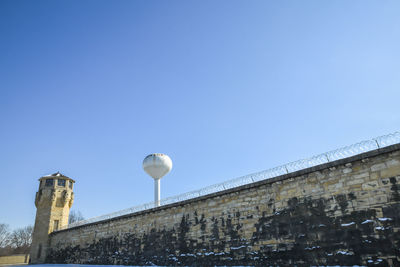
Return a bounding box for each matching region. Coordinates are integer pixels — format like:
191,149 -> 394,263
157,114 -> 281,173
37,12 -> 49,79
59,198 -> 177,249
30,172 -> 74,263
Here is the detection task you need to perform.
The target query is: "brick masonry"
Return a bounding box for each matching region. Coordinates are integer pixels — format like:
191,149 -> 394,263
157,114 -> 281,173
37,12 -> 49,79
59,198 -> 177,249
30,174 -> 74,263
46,144 -> 400,266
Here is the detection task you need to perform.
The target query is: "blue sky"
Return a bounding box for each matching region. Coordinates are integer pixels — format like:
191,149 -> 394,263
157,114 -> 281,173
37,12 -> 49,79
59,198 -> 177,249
0,0 -> 399,229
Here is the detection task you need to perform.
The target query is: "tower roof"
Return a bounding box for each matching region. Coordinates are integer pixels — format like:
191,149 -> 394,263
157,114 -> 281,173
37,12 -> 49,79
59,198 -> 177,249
39,172 -> 75,182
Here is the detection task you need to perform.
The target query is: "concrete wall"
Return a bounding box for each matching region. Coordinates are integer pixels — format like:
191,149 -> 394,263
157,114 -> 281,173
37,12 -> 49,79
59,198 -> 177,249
47,144 -> 400,266
0,254 -> 29,266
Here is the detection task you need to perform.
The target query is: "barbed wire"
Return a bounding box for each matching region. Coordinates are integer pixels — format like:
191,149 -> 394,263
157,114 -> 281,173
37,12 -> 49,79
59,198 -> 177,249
59,131 -> 400,230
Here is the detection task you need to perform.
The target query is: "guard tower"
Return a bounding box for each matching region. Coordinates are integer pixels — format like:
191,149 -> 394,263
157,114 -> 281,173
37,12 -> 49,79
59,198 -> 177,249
30,172 -> 75,263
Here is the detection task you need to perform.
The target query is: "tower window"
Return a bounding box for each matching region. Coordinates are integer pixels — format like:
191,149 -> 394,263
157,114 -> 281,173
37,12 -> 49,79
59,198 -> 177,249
69,181 -> 73,189
45,179 -> 53,186
37,244 -> 42,258
53,220 -> 59,231
57,179 -> 66,187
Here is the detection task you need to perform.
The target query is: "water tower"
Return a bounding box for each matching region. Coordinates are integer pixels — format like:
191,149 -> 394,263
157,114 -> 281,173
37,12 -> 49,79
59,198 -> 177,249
143,153 -> 172,207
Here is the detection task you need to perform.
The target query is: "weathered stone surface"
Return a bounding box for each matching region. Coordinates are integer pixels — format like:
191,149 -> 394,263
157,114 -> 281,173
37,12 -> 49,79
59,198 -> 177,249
45,145 -> 400,266
30,173 -> 75,263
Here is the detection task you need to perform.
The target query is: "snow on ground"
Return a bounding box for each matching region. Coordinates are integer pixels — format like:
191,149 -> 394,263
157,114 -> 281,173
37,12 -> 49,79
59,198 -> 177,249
5,264 -> 370,267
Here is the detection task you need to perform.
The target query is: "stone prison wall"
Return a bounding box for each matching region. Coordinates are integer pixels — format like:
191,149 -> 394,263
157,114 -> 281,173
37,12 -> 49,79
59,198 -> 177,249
47,144 -> 400,266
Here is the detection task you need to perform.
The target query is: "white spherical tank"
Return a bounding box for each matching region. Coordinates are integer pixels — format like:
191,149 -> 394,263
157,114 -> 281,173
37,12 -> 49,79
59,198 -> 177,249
143,153 -> 173,179
143,153 -> 172,207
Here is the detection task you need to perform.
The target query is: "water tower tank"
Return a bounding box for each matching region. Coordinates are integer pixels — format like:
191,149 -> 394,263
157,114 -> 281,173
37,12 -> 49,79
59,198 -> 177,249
143,153 -> 172,207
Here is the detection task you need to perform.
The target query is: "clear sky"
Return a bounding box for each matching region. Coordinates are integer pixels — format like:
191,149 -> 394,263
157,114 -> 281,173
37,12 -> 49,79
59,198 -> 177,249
0,0 -> 399,229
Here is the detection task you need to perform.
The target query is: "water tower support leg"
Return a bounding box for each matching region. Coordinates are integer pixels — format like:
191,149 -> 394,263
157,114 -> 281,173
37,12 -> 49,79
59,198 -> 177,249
154,179 -> 160,207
